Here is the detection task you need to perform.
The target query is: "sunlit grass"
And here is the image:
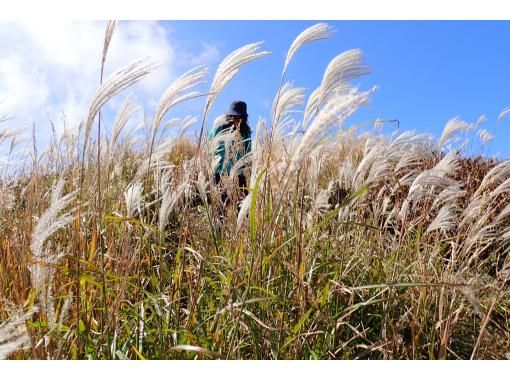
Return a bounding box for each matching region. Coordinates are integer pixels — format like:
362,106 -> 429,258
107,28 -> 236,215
0,21 -> 509,360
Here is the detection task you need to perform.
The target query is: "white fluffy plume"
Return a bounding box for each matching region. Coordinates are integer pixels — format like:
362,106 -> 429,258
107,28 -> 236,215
316,49 -> 369,108
204,42 -> 270,118
408,151 -> 460,202
303,49 -> 368,127
236,192 -> 253,232
477,129 -> 494,145
124,181 -> 143,218
30,178 -> 78,329
438,117 -> 472,148
282,23 -> 334,76
426,205 -> 456,235
83,58 -> 158,155
272,82 -> 306,130
31,178 -> 78,260
0,309 -> 35,359
475,160 -> 510,197
158,171 -> 187,232
109,95 -> 140,162
101,21 -> 117,68
498,106 -> 510,124
152,66 -> 208,136
289,87 -> 377,176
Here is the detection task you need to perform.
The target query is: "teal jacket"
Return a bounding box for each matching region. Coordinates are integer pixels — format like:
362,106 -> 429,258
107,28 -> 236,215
209,115 -> 252,176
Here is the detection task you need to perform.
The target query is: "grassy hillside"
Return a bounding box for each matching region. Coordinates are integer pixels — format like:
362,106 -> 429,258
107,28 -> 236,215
0,22 -> 509,360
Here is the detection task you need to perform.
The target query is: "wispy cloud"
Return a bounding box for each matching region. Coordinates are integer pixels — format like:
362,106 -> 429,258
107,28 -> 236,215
188,42 -> 221,67
0,21 -> 220,142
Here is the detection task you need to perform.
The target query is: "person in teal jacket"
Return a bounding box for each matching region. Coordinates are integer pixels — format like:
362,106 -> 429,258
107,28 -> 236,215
209,100 -> 252,205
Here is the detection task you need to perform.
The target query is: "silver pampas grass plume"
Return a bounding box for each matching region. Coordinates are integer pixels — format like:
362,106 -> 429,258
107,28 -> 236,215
236,192 -> 253,232
272,82 -> 306,129
282,23 -> 334,77
495,202 -> 510,224
30,178 -> 78,329
82,58 -> 158,156
475,160 -> 510,197
158,174 -> 187,232
303,49 -> 368,127
124,181 -> 143,218
426,205 -> 456,235
152,66 -> 208,136
408,172 -> 458,202
477,129 -> 494,145
315,49 -> 370,109
490,177 -> 510,199
289,87 -> 377,176
497,106 -> 510,124
0,309 -> 35,359
178,115 -> 199,138
204,42 -> 270,119
432,184 -> 466,209
474,115 -> 487,128
408,151 -> 460,202
303,87 -> 322,128
31,179 -> 78,261
433,150 -> 461,177
109,95 -> 140,163
0,126 -> 24,147
101,20 -> 117,71
439,117 -> 472,148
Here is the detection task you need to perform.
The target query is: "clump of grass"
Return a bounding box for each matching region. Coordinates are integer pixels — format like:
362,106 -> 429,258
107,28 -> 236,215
0,21 -> 509,360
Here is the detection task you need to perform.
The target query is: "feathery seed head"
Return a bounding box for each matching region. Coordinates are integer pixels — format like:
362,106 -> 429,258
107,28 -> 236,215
289,86 -> 376,176
109,95 -> 139,161
124,181 -> 143,218
498,106 -> 510,124
477,128 -> 494,145
205,42 -> 270,117
283,23 -> 334,76
83,58 -> 158,155
0,309 -> 35,359
272,82 -> 306,129
439,117 -> 472,148
152,66 -> 208,136
426,205 -> 456,235
101,20 -> 117,68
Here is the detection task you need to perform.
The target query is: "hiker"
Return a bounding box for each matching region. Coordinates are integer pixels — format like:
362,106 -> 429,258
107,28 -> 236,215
209,100 -> 252,209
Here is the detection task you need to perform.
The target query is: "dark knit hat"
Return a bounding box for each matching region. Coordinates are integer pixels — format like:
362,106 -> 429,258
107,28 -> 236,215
227,100 -> 248,117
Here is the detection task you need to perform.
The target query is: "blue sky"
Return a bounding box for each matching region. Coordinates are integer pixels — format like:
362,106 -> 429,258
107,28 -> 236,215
170,20 -> 510,158
1,20 -> 510,158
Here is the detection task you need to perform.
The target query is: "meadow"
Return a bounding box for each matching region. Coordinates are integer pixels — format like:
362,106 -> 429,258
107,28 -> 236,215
0,21 -> 509,359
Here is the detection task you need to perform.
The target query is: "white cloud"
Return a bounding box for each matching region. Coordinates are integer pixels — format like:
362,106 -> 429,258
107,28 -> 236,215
0,21 -> 221,144
188,42 -> 221,67
0,53 -> 50,115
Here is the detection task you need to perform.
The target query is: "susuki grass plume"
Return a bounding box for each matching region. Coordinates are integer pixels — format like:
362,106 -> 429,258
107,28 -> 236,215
282,23 -> 334,78
0,309 -> 35,359
498,106 -> 510,124
29,178 -> 78,328
82,58 -> 158,157
204,42 -> 271,123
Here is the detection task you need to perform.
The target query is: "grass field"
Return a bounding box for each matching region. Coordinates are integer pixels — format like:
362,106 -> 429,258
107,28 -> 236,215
0,21 -> 509,360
